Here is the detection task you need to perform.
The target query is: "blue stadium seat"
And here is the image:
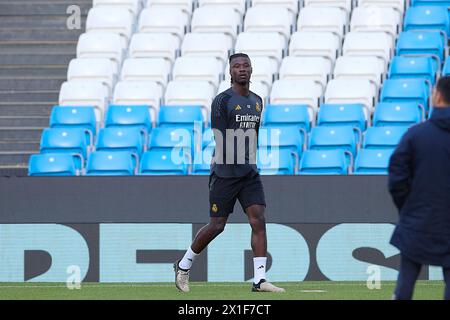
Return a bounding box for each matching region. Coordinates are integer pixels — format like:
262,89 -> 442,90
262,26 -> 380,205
308,126 -> 359,164
28,153 -> 80,176
95,127 -> 145,161
354,148 -> 394,175
396,31 -> 446,68
257,148 -> 297,175
380,78 -> 431,111
148,127 -> 193,164
86,151 -> 137,175
191,146 -> 214,175
444,58 -> 450,75
140,149 -> 188,175
49,106 -> 96,145
317,103 -> 367,132
158,105 -> 204,129
373,102 -> 424,127
363,126 -> 409,149
258,126 -> 305,163
40,127 -> 90,168
299,149 -> 349,175
104,105 -> 153,134
403,6 -> 450,35
388,55 -> 437,85
262,104 -> 311,132
411,0 -> 450,6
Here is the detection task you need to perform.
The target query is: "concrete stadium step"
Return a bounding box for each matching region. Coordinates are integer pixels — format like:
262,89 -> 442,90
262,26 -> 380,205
0,91 -> 59,103
0,53 -> 75,66
0,103 -> 54,117
0,29 -> 84,42
0,66 -> 68,78
0,43 -> 77,54
0,117 -> 50,128
0,141 -> 41,152
0,152 -> 36,167
0,2 -> 92,16
0,128 -> 45,141
0,79 -> 66,91
0,16 -> 87,29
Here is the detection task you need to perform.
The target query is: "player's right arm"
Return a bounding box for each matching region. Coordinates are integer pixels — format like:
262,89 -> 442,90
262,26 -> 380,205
211,93 -> 229,165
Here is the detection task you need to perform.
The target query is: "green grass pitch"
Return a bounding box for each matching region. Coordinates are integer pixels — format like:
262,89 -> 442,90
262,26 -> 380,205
0,281 -> 445,300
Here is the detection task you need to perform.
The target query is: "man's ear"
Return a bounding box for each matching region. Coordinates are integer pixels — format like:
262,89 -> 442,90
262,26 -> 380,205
432,89 -> 444,107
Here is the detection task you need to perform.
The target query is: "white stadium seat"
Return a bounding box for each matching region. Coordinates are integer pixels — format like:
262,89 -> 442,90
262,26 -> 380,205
128,33 -> 179,64
333,56 -> 385,92
85,7 -> 135,47
244,6 -> 293,42
342,32 -> 394,69
357,0 -> 405,17
67,58 -> 117,95
120,58 -> 171,91
145,0 -> 194,19
251,0 -> 300,19
113,80 -> 162,120
76,32 -> 125,72
172,56 -> 224,89
164,80 -> 216,115
289,32 -> 340,63
350,7 -> 400,41
181,33 -> 233,66
235,32 -> 286,70
191,6 -> 242,42
270,79 -> 323,121
297,7 -> 348,42
224,56 -> 277,90
59,81 -> 109,121
217,80 -> 270,104
303,0 -> 352,17
138,7 -> 189,42
197,0 -> 247,16
324,79 -> 377,118
279,56 -> 332,92
93,0 -> 142,18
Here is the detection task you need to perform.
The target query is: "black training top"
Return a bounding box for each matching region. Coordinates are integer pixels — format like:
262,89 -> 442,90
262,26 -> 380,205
210,87 -> 263,177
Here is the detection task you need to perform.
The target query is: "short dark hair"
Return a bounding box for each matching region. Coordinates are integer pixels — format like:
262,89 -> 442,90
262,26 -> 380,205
436,76 -> 450,105
229,53 -> 250,64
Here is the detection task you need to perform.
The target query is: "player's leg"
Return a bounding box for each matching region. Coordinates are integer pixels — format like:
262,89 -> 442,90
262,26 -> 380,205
393,254 -> 421,300
443,266 -> 450,300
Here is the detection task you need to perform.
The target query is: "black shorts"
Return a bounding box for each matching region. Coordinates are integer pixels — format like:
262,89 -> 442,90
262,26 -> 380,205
209,170 -> 266,217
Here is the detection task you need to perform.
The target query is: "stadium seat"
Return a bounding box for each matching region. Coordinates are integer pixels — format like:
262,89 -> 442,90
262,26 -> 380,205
120,58 -> 171,92
158,105 -> 204,130
93,0 -> 142,18
444,58 -> 450,75
363,126 -> 408,149
410,0 -> 450,6
138,7 -> 188,42
67,58 -> 117,94
244,6 -> 293,42
224,56 -> 277,90
380,78 -> 431,111
279,56 -> 332,91
172,56 -> 223,90
86,7 -> 135,46
40,128 -> 91,168
317,104 -> 367,132
258,126 -> 306,162
356,0 -> 405,16
324,79 -> 376,119
303,0 -> 352,17
262,104 -> 311,132
191,6 -> 242,42
128,33 -> 180,64
49,106 -> 97,144
350,7 -> 400,40
235,32 -> 286,69
297,7 -> 347,42
139,149 -> 189,175
333,56 -> 385,92
86,150 -> 137,175
298,149 -> 349,175
112,80 -> 162,121
396,31 -> 446,68
289,31 -> 340,63
145,0 -> 194,19
76,32 -> 125,71
217,80 -> 270,104
269,79 -> 323,121
342,32 -> 394,68
58,81 -> 109,122
105,105 -> 154,132
28,153 -> 81,176
148,126 -> 194,162
95,127 -> 145,157
197,0 -> 247,16
403,6 -> 450,35
372,102 -> 424,127
257,148 -> 297,175
353,148 -> 394,175
308,126 -> 359,162
181,32 -> 233,66
252,0 -> 300,18
191,145 -> 214,175
388,55 -> 437,85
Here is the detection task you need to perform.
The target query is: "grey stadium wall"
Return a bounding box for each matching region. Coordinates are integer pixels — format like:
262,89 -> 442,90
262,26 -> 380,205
0,176 -> 444,282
